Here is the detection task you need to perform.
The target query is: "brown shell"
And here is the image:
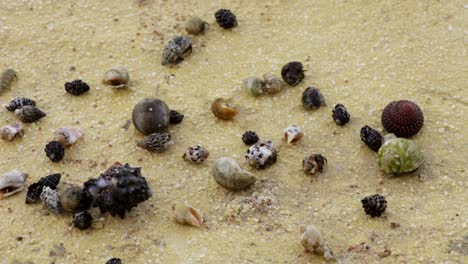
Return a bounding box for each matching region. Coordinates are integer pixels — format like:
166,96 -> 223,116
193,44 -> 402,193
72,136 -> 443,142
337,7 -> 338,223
211,98 -> 238,120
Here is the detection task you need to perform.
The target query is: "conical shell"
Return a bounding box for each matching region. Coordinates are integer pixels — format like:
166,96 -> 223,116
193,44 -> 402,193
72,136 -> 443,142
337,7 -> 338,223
53,127 -> 84,147
0,123 -> 23,141
0,170 -> 28,199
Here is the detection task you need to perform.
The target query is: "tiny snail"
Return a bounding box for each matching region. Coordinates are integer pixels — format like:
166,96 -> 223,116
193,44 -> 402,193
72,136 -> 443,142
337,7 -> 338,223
102,66 -> 129,88
211,98 -> 238,120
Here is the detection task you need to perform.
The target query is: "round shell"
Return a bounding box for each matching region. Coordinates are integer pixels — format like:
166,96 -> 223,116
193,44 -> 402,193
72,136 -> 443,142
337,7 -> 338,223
245,141 -> 277,169
0,123 -> 23,141
59,185 -> 84,213
54,127 -> 83,147
185,16 -> 208,35
102,66 -> 129,88
132,98 -> 171,135
263,73 -> 284,94
300,225 -> 334,260
172,203 -> 204,227
243,77 -> 265,96
283,125 -> 304,145
377,138 -> 423,174
211,98 -> 238,120
212,157 -> 257,191
381,100 -> 424,138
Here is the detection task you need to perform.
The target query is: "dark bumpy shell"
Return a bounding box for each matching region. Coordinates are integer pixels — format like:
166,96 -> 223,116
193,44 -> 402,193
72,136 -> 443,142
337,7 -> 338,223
169,110 -> 184,124
82,163 -> 152,218
281,61 -> 305,86
360,125 -> 384,152
332,104 -> 350,125
26,173 -> 61,204
132,98 -> 170,135
215,9 -> 238,29
302,87 -> 326,109
5,97 -> 36,111
14,105 -> 46,123
242,131 -> 259,145
45,141 -> 65,162
73,211 -> 92,230
381,100 -> 424,138
161,36 -> 192,65
106,258 -> 122,264
64,79 -> 90,95
361,194 -> 387,217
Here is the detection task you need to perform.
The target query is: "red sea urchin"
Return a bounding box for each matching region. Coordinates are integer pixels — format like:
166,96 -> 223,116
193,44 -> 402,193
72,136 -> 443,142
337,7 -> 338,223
381,100 -> 424,138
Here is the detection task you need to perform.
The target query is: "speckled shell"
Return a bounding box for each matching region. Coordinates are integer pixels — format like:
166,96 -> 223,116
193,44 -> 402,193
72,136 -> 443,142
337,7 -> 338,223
263,73 -> 284,94
26,173 -> 61,204
377,138 -> 423,174
161,36 -> 192,65
0,123 -> 23,141
40,186 -> 61,214
283,125 -> 304,145
172,203 -> 204,227
0,69 -> 18,95
4,97 -> 36,111
245,141 -> 278,169
102,66 -> 129,88
243,77 -> 265,96
212,157 -> 257,191
185,16 -> 208,35
300,225 -> 334,260
183,145 -> 209,163
132,98 -> 171,135
211,98 -> 238,120
53,127 -> 84,147
0,170 -> 28,199
136,132 -> 172,152
302,154 -> 327,176
14,105 -> 46,123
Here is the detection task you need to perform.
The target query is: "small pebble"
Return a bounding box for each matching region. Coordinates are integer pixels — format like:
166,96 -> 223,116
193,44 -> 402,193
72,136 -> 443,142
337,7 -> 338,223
332,104 -> 350,125
215,9 -> 237,29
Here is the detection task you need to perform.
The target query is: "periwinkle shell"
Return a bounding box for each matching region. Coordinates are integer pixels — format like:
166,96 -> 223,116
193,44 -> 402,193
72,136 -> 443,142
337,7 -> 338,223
377,138 -> 423,174
132,98 -> 170,135
212,157 -> 257,191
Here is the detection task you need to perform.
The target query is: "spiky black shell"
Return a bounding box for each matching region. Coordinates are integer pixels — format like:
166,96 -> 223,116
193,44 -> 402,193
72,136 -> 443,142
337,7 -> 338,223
64,79 -> 90,95
332,104 -> 350,125
281,62 -> 304,86
215,9 -> 237,29
106,258 -> 122,264
45,141 -> 65,162
361,194 -> 387,217
5,97 -> 36,111
26,173 -> 61,204
242,131 -> 259,145
82,163 -> 152,218
360,125 -> 384,152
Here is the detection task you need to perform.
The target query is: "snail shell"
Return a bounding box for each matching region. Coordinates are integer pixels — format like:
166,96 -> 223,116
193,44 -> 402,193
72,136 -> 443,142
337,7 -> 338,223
161,36 -> 193,65
0,123 -> 23,141
283,125 -> 304,145
132,98 -> 171,135
212,157 -> 257,191
263,73 -> 284,94
0,170 -> 28,199
245,141 -> 278,169
185,16 -> 209,35
14,105 -> 46,123
243,77 -> 265,96
300,224 -> 334,260
172,203 -> 204,227
40,186 -> 61,214
183,145 -> 209,163
211,98 -> 238,120
136,132 -> 172,152
377,138 -> 423,174
302,154 -> 327,176
53,127 -> 84,147
0,69 -> 18,95
102,66 -> 129,88
59,185 -> 84,213
4,97 -> 36,111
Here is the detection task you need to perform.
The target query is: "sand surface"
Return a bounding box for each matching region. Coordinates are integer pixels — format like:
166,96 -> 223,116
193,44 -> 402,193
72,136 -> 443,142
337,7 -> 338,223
0,0 -> 467,263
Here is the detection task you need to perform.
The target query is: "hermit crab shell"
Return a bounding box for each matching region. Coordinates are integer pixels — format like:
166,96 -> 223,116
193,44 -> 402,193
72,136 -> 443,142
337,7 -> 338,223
0,123 -> 23,141
0,170 -> 28,199
211,98 -> 238,120
183,145 -> 209,163
377,138 -> 423,174
283,125 -> 304,145
53,127 -> 83,147
300,224 -> 334,260
263,73 -> 284,94
302,154 -> 327,176
212,157 -> 257,191
245,141 -> 278,169
172,203 -> 204,227
102,66 -> 129,88
243,77 -> 265,96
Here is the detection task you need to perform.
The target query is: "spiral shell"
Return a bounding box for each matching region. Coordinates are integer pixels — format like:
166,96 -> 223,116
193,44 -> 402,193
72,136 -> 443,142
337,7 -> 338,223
0,69 -> 18,95
283,125 -> 304,145
211,98 -> 238,120
161,36 -> 192,65
53,127 -> 84,147
243,77 -> 265,96
300,225 -> 334,260
136,132 -> 172,152
0,123 -> 23,141
213,157 -> 257,191
263,73 -> 284,94
14,105 -> 46,123
0,170 -> 28,199
102,66 -> 129,88
377,138 -> 423,174
40,186 -> 61,214
172,203 -> 204,227
4,97 -> 36,111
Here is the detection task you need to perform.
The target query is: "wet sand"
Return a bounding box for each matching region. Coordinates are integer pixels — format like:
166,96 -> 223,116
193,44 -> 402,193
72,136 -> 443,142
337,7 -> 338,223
0,1 -> 467,263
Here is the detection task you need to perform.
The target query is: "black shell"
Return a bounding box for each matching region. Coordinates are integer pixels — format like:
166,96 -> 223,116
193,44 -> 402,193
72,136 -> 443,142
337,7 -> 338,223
82,163 -> 152,218
281,62 -> 304,86
360,125 -> 384,152
26,173 -> 61,204
45,141 -> 65,162
5,97 -> 36,111
332,104 -> 350,126
361,194 -> 387,217
169,110 -> 184,124
14,105 -> 46,123
215,9 -> 238,29
242,131 -> 259,145
302,87 -> 326,109
73,211 -> 92,230
106,258 -> 122,264
65,79 -> 90,95
132,98 -> 170,135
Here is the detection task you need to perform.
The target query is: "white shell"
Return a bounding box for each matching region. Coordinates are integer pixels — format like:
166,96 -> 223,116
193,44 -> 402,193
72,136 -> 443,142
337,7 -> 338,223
300,225 -> 334,260
53,127 -> 83,147
102,66 -> 129,88
172,203 -> 204,227
0,123 -> 23,141
40,186 -> 61,214
283,125 -> 304,145
0,170 -> 28,199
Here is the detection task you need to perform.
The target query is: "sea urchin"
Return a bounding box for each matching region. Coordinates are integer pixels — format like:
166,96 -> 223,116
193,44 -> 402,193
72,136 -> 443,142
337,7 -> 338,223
381,100 -> 424,138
